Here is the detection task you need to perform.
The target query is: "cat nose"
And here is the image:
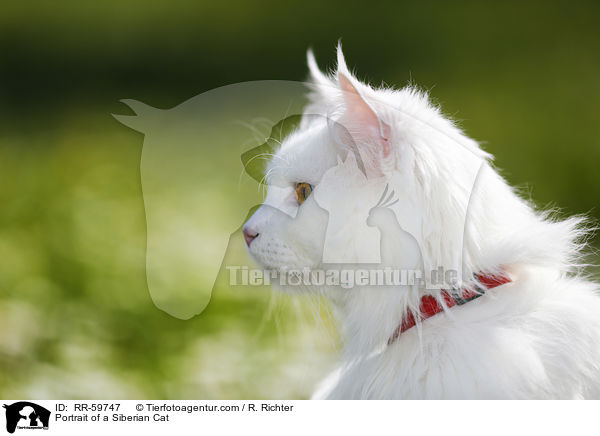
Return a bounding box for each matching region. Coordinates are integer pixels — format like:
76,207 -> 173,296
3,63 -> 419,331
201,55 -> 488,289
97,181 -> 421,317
243,225 -> 259,246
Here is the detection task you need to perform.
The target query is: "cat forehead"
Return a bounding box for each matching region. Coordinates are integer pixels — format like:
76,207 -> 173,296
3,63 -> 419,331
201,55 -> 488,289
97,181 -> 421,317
266,118 -> 338,184
279,116 -> 329,154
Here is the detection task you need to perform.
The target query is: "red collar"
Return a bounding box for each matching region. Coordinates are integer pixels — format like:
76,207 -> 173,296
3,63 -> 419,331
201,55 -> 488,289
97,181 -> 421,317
388,273 -> 511,345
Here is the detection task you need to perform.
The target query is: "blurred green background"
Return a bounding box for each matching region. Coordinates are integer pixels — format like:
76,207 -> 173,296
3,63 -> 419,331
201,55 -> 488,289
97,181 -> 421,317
0,0 -> 598,399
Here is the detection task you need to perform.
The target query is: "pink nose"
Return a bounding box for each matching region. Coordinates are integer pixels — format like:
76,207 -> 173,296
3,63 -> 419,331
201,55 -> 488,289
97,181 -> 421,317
243,226 -> 258,246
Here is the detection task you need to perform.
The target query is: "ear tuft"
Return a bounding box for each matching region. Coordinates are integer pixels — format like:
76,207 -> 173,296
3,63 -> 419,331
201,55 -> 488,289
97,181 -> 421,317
307,49 -> 330,87
336,43 -> 349,76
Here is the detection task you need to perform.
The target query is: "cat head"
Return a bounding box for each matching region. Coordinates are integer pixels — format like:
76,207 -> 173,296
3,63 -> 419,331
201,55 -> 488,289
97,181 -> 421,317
243,45 -> 492,289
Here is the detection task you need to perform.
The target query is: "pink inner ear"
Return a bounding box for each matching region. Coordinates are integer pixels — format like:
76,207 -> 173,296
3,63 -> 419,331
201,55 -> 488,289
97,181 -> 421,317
338,73 -> 392,158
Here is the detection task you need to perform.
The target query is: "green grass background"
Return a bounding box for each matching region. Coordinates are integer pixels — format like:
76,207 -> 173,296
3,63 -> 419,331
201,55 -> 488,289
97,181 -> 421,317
0,0 -> 598,398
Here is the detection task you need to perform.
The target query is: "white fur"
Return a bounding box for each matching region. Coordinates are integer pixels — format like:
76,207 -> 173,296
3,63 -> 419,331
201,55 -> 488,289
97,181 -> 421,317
243,45 -> 600,399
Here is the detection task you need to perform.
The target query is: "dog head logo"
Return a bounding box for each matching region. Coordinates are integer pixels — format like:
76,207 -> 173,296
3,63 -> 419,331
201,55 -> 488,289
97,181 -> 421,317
112,81 -> 309,319
3,402 -> 50,434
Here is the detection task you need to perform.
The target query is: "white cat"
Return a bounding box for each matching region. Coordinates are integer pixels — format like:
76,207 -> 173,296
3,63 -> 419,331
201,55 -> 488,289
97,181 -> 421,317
242,45 -> 600,399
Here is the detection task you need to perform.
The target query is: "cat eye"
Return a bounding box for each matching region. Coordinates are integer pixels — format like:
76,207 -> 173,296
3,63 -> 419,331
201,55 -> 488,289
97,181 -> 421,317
295,182 -> 313,205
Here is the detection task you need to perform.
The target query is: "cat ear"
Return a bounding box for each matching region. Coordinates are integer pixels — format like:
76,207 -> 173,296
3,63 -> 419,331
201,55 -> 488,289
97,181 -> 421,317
307,49 -> 331,88
306,49 -> 338,111
335,47 -> 393,175
337,73 -> 391,156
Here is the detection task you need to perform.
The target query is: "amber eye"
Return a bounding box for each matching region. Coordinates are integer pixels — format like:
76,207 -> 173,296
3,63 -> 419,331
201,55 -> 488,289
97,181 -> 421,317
295,182 -> 313,205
